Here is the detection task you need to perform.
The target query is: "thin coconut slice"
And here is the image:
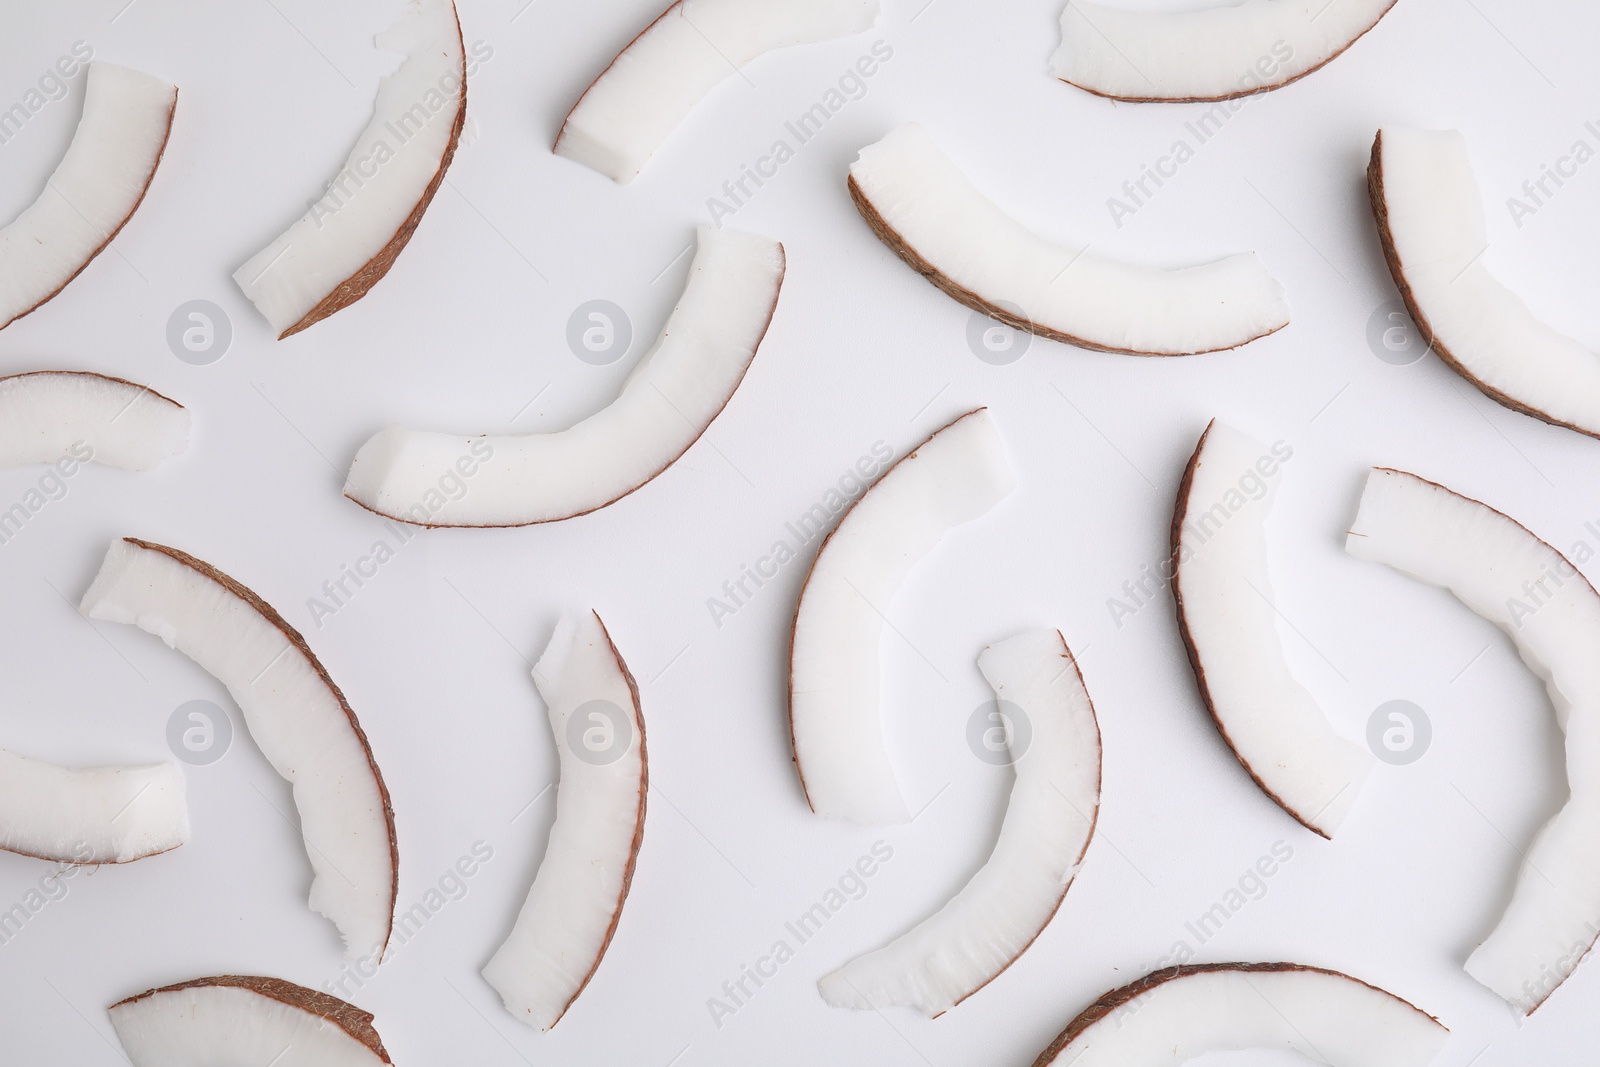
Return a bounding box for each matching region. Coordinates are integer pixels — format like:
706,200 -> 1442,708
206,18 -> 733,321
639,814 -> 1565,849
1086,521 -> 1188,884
110,976 -> 390,1066
790,409 -> 1017,824
1348,467 -> 1600,1013
0,63 -> 176,331
556,0 -> 879,183
0,371 -> 189,470
1051,0 -> 1397,102
1172,421 -> 1372,838
0,747 -> 187,864
1370,128 -> 1600,440
79,539 -> 396,962
848,124 -> 1289,356
483,610 -> 647,1030
820,629 -> 1100,1015
1032,963 -> 1446,1066
234,0 -> 465,338
344,226 -> 783,527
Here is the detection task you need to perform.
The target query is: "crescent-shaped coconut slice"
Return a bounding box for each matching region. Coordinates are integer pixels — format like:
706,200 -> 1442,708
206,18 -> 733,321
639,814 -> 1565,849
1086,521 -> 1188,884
482,610 -> 647,1030
79,538 -> 397,962
234,0 -> 465,338
819,629 -> 1100,1015
0,371 -> 189,471
1347,467 -> 1600,1013
0,62 -> 176,331
555,0 -> 879,183
1032,963 -> 1447,1066
344,226 -> 783,527
110,976 -> 391,1066
790,408 -> 1017,824
848,124 -> 1289,356
1172,421 -> 1372,838
0,747 -> 187,864
1050,0 -> 1397,103
1369,128 -> 1600,440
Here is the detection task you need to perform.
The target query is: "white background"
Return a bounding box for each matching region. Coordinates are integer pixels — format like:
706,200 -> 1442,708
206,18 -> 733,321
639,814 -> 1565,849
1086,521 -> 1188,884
2,0 -> 1599,1063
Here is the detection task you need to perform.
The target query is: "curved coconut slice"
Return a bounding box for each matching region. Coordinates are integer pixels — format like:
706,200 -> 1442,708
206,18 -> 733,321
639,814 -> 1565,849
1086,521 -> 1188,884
0,63 -> 176,331
234,0 -> 465,338
1051,0 -> 1397,103
79,539 -> 396,961
556,0 -> 879,183
848,124 -> 1289,356
1032,963 -> 1446,1066
820,629 -> 1100,1015
790,409 -> 1016,824
1347,467 -> 1600,1013
1172,421 -> 1372,838
344,226 -> 783,527
0,371 -> 189,471
110,976 -> 390,1065
0,747 -> 187,864
483,610 -> 647,1030
1370,128 -> 1600,440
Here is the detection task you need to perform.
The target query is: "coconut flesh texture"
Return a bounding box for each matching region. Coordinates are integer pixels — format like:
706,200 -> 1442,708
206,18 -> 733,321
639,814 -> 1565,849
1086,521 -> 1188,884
344,226 -> 783,527
1172,421 -> 1372,837
1348,467 -> 1600,1013
790,409 -> 1017,824
79,539 -> 397,962
234,0 -> 464,338
556,0 -> 879,183
483,611 -> 646,1030
0,371 -> 189,470
819,629 -> 1100,1015
0,748 -> 187,864
1371,128 -> 1600,440
1051,0 -> 1397,102
110,976 -> 391,1066
0,63 -> 176,331
1034,963 -> 1447,1066
848,124 -> 1289,356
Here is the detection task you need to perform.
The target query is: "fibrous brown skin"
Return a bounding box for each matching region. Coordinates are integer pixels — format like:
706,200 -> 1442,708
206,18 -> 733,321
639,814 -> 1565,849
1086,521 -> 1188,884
112,975 -> 391,1063
0,370 -> 184,409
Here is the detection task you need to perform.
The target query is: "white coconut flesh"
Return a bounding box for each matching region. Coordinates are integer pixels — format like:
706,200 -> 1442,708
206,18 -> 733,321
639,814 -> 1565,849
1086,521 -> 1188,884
556,0 -> 879,183
483,610 -> 646,1030
234,0 -> 464,338
79,539 -> 396,961
1173,421 -> 1372,838
790,409 -> 1017,824
819,629 -> 1100,1015
1371,128 -> 1600,440
848,124 -> 1289,356
343,226 -> 783,527
110,977 -> 390,1066
1051,0 -> 1397,102
0,62 -> 176,331
1035,964 -> 1447,1066
0,747 -> 187,864
0,371 -> 189,471
1347,467 -> 1600,1013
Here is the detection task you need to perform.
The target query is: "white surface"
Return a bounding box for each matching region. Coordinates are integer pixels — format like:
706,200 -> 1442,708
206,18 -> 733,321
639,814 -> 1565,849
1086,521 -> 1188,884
0,0 -> 1597,1064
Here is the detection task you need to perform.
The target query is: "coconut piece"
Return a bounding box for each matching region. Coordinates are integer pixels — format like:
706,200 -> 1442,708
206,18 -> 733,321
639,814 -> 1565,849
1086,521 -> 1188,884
344,226 -> 783,527
0,63 -> 176,331
0,371 -> 188,470
234,0 -> 465,338
0,748 -> 186,864
79,539 -> 396,961
848,124 -> 1289,356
